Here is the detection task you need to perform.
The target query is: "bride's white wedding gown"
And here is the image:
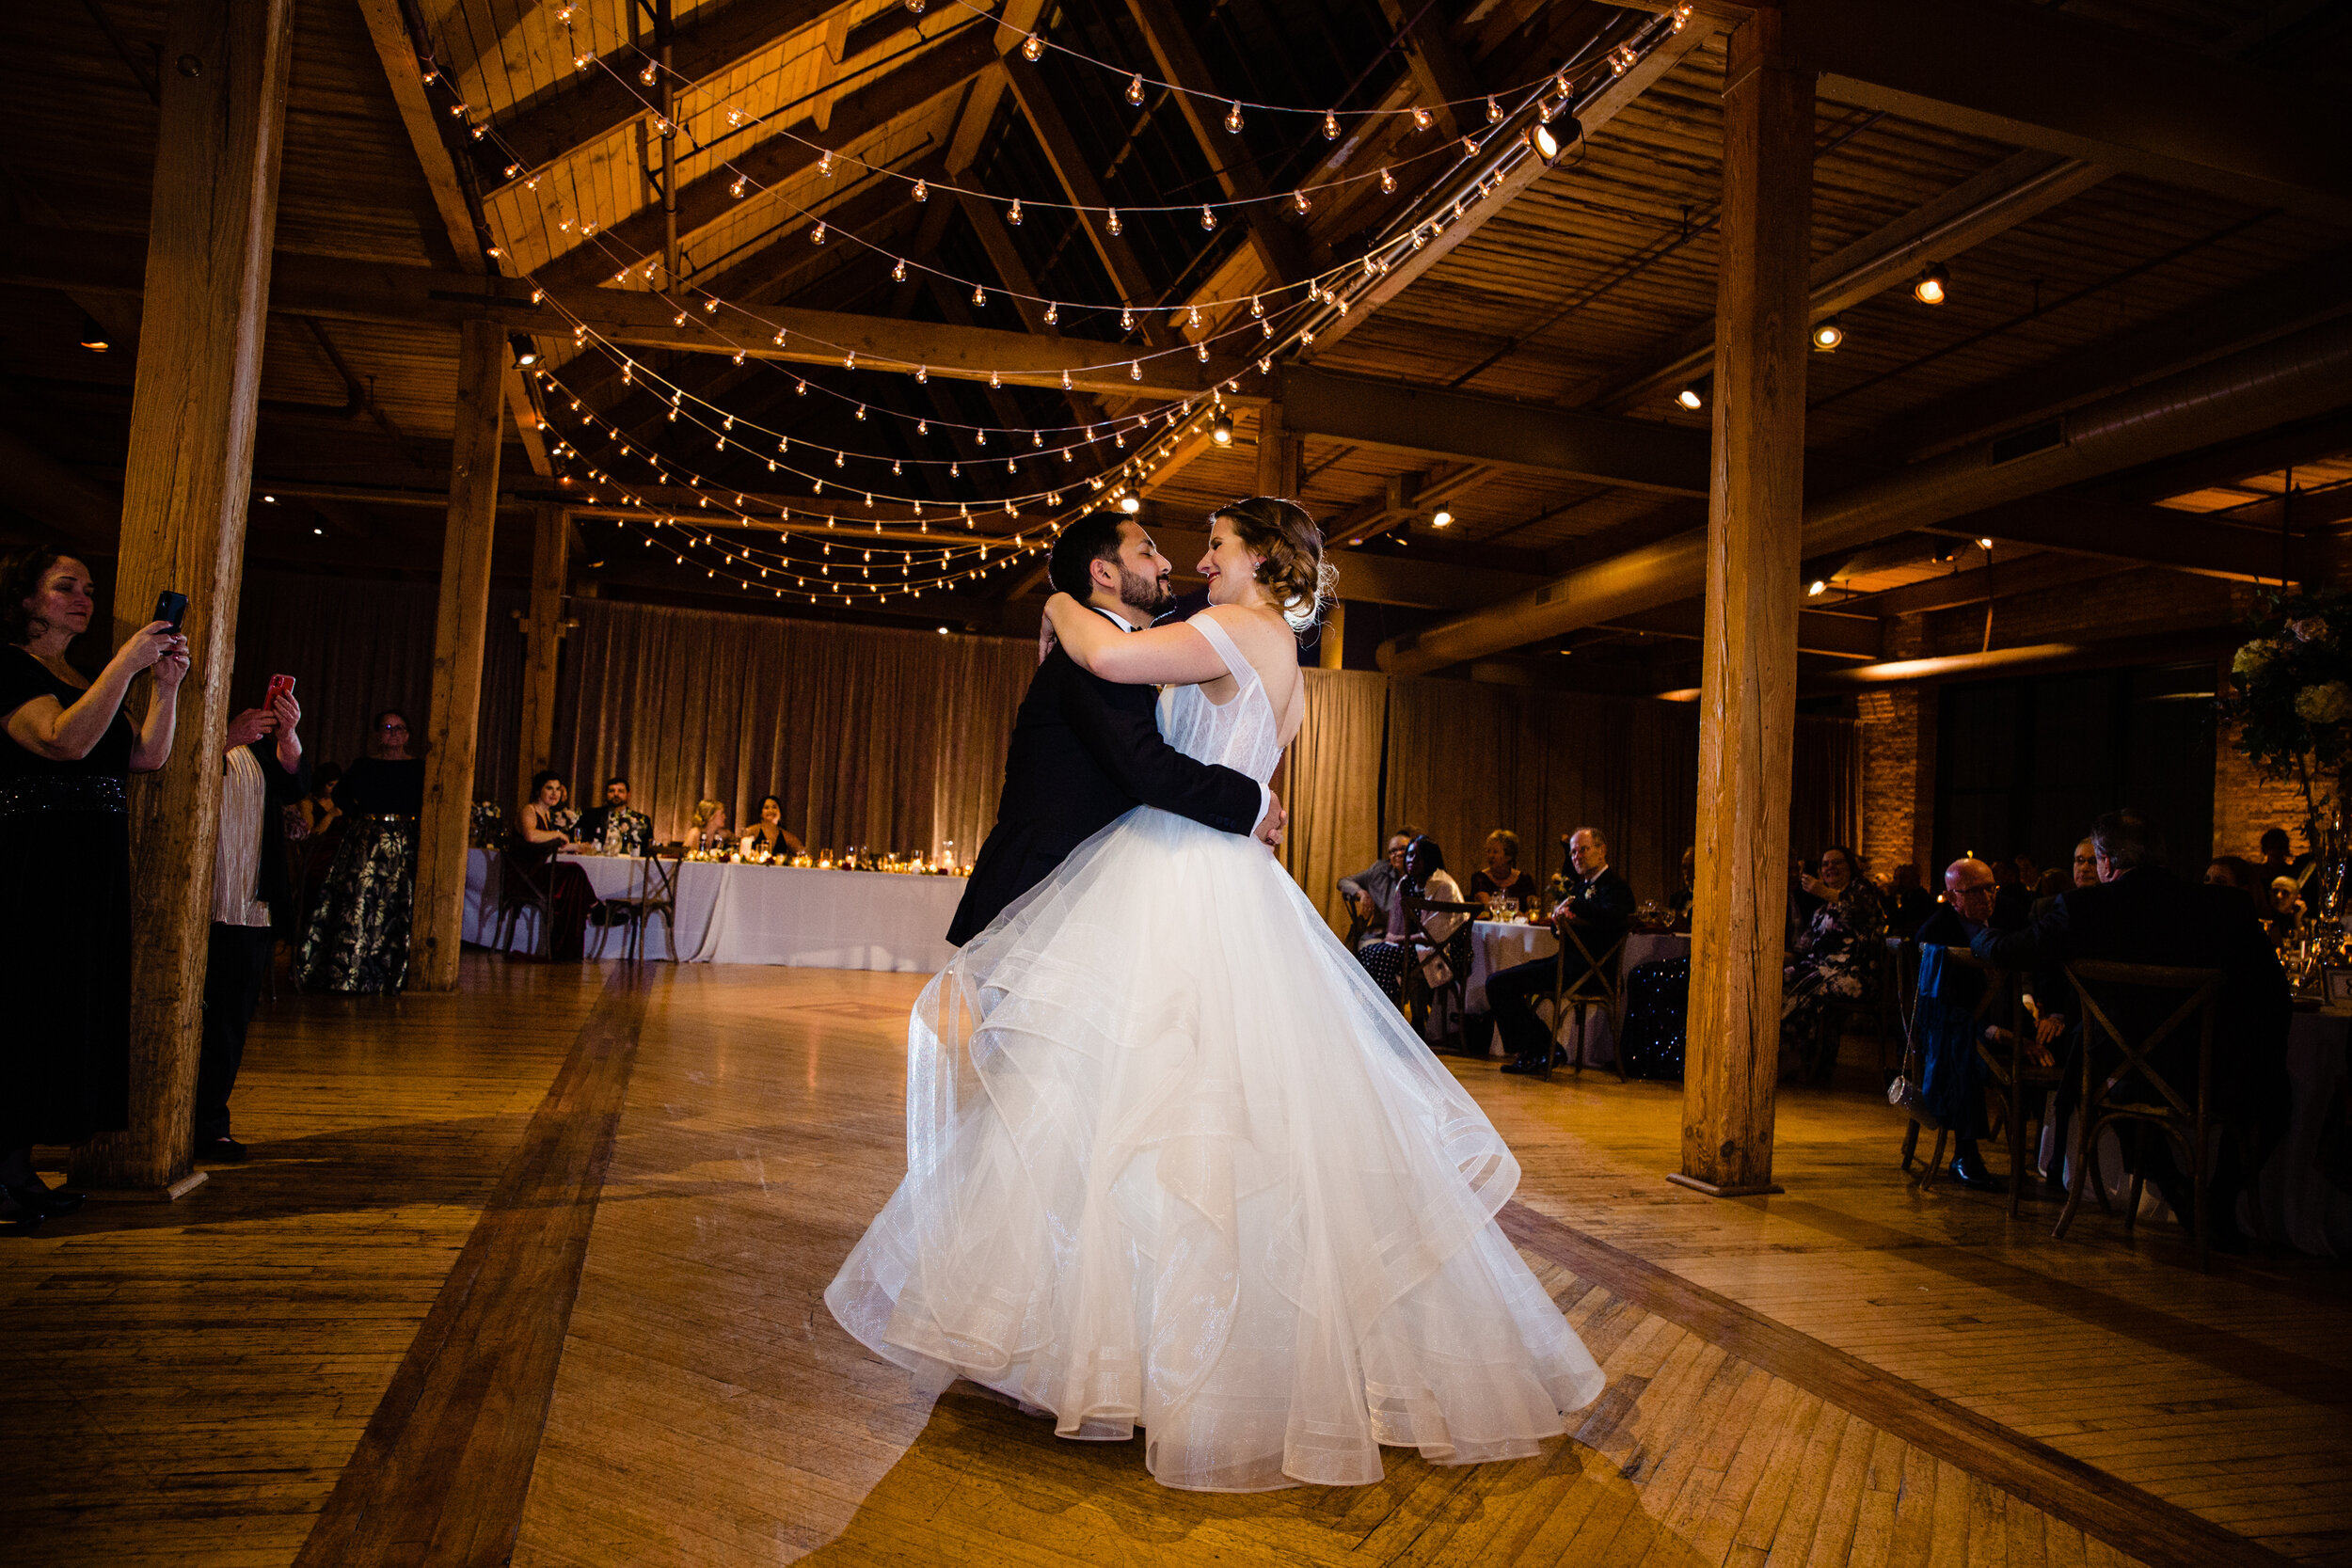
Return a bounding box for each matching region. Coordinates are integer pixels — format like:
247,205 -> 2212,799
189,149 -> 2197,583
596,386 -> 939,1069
826,613 -> 1602,1491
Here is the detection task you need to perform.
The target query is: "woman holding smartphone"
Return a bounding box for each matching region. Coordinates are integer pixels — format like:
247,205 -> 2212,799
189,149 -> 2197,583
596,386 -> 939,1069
0,547 -> 188,1229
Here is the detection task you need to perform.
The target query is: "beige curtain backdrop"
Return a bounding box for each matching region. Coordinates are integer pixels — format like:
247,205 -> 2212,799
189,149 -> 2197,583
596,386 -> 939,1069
1279,668 -> 1390,934
551,599 -> 1035,857
1383,679 -> 1706,907
229,571 -> 523,803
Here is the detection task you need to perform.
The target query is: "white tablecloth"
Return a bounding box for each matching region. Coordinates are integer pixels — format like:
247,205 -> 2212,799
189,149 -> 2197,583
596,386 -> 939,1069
1455,922 -> 1677,1066
463,850 -> 963,972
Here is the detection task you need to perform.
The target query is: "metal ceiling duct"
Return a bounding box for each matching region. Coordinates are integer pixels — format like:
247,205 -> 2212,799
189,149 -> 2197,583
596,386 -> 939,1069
1376,313 -> 2352,677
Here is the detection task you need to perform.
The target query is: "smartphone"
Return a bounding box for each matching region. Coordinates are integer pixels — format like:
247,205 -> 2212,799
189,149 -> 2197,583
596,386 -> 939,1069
265,673 -> 295,706
153,590 -> 188,631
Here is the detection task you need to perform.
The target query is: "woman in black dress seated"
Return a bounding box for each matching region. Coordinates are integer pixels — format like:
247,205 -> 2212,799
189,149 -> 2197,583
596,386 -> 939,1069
1467,829 -> 1540,911
744,794 -> 805,860
506,769 -> 597,960
1,546 -> 188,1227
295,708 -> 424,992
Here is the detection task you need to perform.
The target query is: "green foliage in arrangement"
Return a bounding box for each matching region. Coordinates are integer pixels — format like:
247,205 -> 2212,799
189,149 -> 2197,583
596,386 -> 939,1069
2219,590 -> 2352,789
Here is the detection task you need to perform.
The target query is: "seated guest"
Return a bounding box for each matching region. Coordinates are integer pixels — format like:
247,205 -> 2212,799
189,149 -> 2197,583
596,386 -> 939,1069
1883,861 -> 1935,938
743,794 -> 805,859
1909,858 -> 2044,1190
507,769 -> 597,960
1780,845 -> 1885,1078
295,708 -> 424,992
1353,835 -> 1466,1004
1786,857 -> 1825,949
575,774 -> 653,855
1972,810 -> 2291,1251
2033,867 -> 2070,899
1667,846 -> 1695,931
689,798 -> 731,851
1468,829 -> 1540,909
1338,825 -> 1418,941
2013,853 -> 2042,893
1495,827 -> 1635,1075
2268,876 -> 2306,940
2206,855 -> 2263,900
2257,826 -> 2301,888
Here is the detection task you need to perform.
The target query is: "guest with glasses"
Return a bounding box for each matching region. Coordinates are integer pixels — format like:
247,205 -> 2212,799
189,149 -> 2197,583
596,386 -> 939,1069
294,707 -> 423,992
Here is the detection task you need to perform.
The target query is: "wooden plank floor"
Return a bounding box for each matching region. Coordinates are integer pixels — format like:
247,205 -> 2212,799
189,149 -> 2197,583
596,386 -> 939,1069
6,962 -> 2347,1566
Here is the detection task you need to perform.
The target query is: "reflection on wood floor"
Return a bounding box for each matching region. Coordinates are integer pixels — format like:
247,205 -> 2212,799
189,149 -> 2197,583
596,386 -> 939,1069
4,959 -> 2345,1567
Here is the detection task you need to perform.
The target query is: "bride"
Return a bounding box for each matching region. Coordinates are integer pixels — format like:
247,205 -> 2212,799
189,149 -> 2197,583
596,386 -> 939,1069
825,497 -> 1602,1492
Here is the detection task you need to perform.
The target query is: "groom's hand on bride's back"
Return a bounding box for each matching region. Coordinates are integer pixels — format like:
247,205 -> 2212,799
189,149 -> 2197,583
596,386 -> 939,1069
1255,795 -> 1287,852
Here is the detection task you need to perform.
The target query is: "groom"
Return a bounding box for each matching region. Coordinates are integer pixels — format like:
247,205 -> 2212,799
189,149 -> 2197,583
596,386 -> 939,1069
948,514 -> 1283,944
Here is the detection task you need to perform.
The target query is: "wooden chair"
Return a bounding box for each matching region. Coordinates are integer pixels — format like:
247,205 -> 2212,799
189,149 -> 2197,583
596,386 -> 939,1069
1977,989 -> 2067,1218
593,845 -> 685,961
486,846 -> 555,960
1898,945 -> 2014,1192
2057,959 -> 2264,1273
1541,927 -> 1627,1083
1807,937 -> 1886,1085
1402,893 -> 1481,1053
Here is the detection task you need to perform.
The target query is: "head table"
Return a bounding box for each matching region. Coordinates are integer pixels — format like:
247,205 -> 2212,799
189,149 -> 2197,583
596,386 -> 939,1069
461,848 -> 965,973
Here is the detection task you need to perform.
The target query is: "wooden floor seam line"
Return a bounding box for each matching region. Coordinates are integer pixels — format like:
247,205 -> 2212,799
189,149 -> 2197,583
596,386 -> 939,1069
289,963 -> 655,1568
1497,1198 -> 2296,1568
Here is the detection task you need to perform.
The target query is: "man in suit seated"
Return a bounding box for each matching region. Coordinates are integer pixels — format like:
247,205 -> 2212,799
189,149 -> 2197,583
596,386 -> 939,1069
1338,826 -> 1419,946
1493,827 -> 1636,1075
1970,809 -> 2290,1249
1910,858 -> 2044,1191
573,776 -> 654,855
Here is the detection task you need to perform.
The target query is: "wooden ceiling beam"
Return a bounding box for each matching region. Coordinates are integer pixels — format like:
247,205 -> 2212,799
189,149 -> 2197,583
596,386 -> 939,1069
490,0 -> 855,195
1600,598 -> 1883,660
1001,55 -> 1174,347
1120,0 -> 1311,288
1586,149 -> 2113,416
1276,365 -> 1708,493
1295,13 -> 1708,361
531,22 -> 997,295
1925,491 -> 2323,584
1845,551 -> 2132,620
353,0 -> 550,476
1791,0 -> 2352,222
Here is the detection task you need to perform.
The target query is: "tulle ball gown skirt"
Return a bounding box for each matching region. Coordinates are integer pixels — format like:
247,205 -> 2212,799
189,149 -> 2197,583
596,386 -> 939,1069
826,806 -> 1604,1492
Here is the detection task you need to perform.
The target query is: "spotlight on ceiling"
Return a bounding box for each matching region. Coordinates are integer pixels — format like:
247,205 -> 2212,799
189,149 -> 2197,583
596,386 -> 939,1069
509,333 -> 539,367
1913,262 -> 1950,306
936,625 -> 950,635
1676,372 -> 1710,411
76,313 -> 109,353
1524,119 -> 1566,165
1430,507 -> 1453,528
1210,413 -> 1233,446
1810,317 -> 1845,353
1976,536 -> 1994,550
1807,579 -> 1827,597
1119,493 -> 1141,514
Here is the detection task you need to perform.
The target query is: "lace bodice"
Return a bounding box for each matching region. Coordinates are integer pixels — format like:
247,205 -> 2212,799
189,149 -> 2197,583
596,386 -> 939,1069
1156,611 -> 1286,786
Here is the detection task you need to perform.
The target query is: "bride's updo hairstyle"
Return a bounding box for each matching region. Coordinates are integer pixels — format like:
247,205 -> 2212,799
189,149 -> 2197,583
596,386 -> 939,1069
1214,496 -> 1337,633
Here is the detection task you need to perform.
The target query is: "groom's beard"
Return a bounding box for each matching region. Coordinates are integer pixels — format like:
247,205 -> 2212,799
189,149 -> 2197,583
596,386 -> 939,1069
1117,567 -> 1175,617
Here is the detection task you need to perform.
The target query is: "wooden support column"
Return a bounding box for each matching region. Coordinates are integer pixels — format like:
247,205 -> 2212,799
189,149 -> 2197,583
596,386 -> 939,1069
411,320 -> 506,992
74,0 -> 294,1196
1318,600 -> 1346,670
1256,402 -> 1298,497
1673,12 -> 1813,1200
515,504 -> 569,798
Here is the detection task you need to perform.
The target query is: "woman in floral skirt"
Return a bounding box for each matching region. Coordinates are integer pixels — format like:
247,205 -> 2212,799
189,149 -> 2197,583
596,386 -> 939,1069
295,708 -> 423,992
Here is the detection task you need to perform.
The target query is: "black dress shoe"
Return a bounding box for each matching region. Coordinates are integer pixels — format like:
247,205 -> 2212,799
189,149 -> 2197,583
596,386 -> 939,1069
1500,1057 -> 1547,1075
1949,1153 -> 2009,1194
196,1137 -> 247,1164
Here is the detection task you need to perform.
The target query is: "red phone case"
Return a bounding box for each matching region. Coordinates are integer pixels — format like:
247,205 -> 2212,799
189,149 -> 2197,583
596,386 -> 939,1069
265,674 -> 294,705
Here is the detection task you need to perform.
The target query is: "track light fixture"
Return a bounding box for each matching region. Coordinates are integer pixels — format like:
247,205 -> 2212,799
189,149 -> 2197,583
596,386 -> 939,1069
1914,262 -> 1950,305
1120,493 -> 1141,514
76,312 -> 109,352
1676,372 -> 1710,411
1210,413 -> 1234,446
508,332 -> 539,367
1430,507 -> 1453,528
1526,116 -> 1578,166
1810,317 -> 1845,353
1806,579 -> 1828,597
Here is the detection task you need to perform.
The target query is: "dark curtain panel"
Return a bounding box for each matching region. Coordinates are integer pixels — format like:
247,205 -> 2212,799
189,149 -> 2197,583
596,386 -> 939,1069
551,599 -> 1036,857
228,571 -> 525,803
1790,713 -> 1863,866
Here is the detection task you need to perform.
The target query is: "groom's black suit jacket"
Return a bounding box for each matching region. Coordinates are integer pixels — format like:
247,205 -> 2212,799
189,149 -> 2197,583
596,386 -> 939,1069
947,641 -> 1262,945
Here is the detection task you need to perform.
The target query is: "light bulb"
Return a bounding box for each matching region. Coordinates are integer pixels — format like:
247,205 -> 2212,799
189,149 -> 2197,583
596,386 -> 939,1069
1105,207 -> 1121,236
1021,32 -> 1043,60
810,221 -> 826,244
1431,508 -> 1453,528
1129,360 -> 1142,381
1225,101 -> 1243,134
1294,189 -> 1311,214
1323,110 -> 1339,139
1486,96 -> 1502,124
1126,73 -> 1144,105
1807,579 -> 1827,596
1043,301 -> 1058,325
1201,205 -> 1216,230
892,259 -> 906,281
1914,262 -> 1950,305
1412,106 -> 1432,132
973,283 -> 987,307
912,179 -> 928,202
1379,167 -> 1396,194
1811,317 -> 1845,352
